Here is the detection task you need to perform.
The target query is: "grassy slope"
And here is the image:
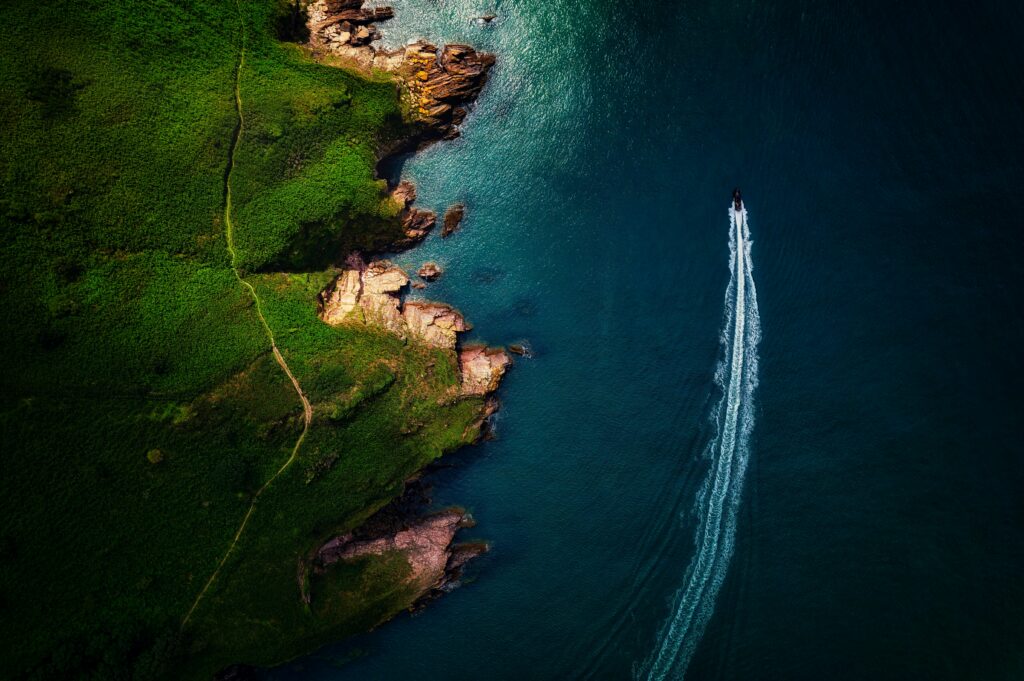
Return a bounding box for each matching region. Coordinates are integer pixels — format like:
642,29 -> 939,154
0,1 -> 483,678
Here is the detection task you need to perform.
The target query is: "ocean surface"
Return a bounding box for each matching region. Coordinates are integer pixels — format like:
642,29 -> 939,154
272,1 -> 1024,678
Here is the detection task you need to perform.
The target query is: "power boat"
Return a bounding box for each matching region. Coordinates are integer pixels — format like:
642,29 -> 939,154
732,188 -> 743,212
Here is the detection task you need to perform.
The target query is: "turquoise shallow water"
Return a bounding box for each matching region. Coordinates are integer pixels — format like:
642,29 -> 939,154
272,1 -> 1024,678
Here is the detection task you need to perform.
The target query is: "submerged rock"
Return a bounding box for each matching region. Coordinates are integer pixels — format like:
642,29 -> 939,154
470,266 -> 503,284
442,203 -> 465,238
508,342 -> 532,357
511,297 -> 538,317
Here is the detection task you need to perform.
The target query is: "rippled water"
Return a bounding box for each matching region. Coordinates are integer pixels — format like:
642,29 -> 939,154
271,2 -> 1024,678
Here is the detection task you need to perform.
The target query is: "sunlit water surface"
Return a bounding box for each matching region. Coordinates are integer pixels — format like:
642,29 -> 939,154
269,2 -> 1024,678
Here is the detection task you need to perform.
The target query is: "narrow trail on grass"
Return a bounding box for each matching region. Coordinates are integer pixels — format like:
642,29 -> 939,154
182,6 -> 313,629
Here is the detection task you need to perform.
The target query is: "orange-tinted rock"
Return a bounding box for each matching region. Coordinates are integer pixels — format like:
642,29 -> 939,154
401,208 -> 436,242
308,1 -> 494,139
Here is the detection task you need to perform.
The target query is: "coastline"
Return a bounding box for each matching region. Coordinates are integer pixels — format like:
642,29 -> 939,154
240,0 -> 509,674
188,2 -> 508,673
217,3 -> 512,673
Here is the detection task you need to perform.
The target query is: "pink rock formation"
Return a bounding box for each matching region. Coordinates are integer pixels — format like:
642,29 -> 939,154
319,266 -> 477,352
316,509 -> 472,590
320,264 -> 510,398
359,261 -> 409,333
459,345 -> 510,395
402,301 -> 468,349
317,269 -> 362,325
318,260 -> 408,334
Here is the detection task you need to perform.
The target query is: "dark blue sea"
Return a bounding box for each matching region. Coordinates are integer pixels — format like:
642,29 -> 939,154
273,1 -> 1024,678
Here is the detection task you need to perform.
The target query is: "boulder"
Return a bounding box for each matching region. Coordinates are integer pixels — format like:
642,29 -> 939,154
362,260 -> 408,295
350,25 -> 372,46
397,207 -> 436,247
387,181 -> 435,248
417,262 -> 443,281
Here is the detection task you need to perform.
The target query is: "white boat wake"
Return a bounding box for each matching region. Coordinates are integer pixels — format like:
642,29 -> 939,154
638,203 -> 761,680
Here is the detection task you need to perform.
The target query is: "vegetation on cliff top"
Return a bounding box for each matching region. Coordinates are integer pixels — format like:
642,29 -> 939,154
0,0 -> 484,677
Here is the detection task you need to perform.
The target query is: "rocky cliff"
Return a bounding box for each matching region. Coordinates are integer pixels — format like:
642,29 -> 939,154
302,0 -> 507,651
315,509 -> 483,595
308,0 -> 495,141
317,258 -> 510,397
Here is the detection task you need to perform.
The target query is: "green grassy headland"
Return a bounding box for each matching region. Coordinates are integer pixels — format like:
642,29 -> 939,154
0,0 -> 486,677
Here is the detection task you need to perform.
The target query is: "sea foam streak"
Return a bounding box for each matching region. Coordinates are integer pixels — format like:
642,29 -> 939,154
638,205 -> 761,680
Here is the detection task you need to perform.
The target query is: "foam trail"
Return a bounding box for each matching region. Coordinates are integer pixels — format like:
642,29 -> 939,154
637,205 -> 761,680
